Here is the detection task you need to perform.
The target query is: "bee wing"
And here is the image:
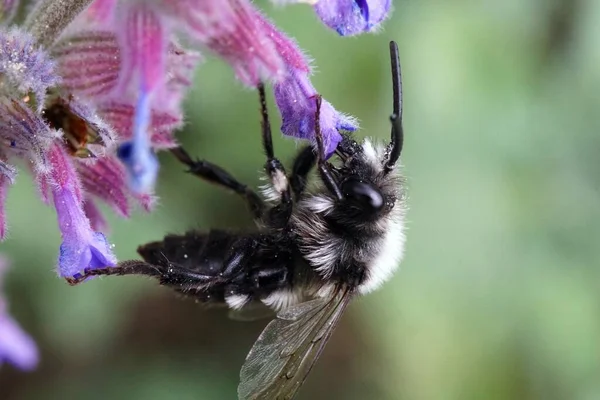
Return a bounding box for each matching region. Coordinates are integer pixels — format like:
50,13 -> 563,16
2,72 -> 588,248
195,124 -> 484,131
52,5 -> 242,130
237,287 -> 354,400
228,302 -> 276,322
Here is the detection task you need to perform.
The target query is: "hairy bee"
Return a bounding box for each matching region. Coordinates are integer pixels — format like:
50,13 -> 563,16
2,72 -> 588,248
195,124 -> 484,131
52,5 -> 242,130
70,41 -> 406,400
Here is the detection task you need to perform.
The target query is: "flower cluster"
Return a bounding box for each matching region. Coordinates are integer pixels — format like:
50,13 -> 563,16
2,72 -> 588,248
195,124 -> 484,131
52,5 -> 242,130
1,0 -> 390,314
0,0 -> 392,372
0,256 -> 38,371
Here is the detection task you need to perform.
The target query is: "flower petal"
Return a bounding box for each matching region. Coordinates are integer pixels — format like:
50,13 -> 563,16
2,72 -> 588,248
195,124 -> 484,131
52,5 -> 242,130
274,68 -> 358,157
167,0 -> 283,85
313,0 -> 391,36
77,156 -> 129,217
52,31 -> 121,98
255,12 -> 310,73
117,2 -> 168,94
85,0 -> 117,25
83,198 -> 108,233
117,91 -> 159,194
159,40 -> 202,113
99,101 -> 182,149
0,312 -> 39,371
0,257 -> 38,371
46,144 -> 117,277
58,228 -> 116,278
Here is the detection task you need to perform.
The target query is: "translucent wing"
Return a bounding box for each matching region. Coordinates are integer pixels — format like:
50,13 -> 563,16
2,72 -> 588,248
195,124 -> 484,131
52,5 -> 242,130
238,287 -> 354,400
228,302 -> 276,322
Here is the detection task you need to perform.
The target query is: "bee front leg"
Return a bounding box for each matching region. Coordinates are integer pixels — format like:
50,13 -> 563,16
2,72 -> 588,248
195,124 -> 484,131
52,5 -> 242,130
290,145 -> 317,199
170,146 -> 264,220
257,83 -> 293,227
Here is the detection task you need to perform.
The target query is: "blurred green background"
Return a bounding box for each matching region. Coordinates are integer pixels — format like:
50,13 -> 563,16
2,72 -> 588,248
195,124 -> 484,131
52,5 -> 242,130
2,0 -> 600,399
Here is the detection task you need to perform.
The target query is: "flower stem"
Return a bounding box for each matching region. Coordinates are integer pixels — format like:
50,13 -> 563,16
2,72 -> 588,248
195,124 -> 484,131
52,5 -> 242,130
24,0 -> 94,48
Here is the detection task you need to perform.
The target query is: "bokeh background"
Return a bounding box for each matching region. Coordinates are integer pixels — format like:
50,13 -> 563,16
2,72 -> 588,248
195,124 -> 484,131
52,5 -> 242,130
2,0 -> 600,399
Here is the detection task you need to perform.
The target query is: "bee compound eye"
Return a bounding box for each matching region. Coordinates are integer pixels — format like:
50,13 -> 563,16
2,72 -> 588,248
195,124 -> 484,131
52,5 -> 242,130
341,179 -> 384,212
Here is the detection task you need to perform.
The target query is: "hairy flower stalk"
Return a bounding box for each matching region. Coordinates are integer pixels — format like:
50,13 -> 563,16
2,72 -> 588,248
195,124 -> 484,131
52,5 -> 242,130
24,0 -> 95,47
0,0 -> 393,283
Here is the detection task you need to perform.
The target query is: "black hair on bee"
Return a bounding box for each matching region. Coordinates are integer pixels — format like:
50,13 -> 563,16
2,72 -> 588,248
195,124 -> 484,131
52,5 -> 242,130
69,41 -> 406,400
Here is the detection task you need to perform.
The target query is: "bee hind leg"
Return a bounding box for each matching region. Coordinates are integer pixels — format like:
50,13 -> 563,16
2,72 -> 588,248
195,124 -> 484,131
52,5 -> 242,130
65,260 -> 218,288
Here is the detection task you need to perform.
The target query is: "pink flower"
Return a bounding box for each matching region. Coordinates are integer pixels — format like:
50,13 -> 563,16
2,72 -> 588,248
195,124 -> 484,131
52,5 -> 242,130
0,0 -> 393,281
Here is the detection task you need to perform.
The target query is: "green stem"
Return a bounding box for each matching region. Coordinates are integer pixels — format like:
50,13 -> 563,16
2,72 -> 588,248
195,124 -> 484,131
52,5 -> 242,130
24,0 -> 94,48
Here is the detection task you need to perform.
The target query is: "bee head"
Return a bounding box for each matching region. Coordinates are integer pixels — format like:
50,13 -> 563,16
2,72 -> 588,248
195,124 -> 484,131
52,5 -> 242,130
308,41 -> 403,223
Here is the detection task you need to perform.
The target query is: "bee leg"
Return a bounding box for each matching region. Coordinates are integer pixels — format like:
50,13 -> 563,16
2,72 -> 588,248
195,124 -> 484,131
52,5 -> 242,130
257,83 -> 293,227
170,146 -> 264,219
65,260 -> 161,285
314,95 -> 343,200
66,260 -> 218,288
290,145 -> 317,199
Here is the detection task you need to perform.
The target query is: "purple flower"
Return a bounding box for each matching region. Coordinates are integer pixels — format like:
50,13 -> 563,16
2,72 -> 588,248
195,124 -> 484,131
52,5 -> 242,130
0,0 -> 393,282
313,0 -> 392,36
274,68 -> 358,157
117,91 -> 159,194
0,27 -> 60,112
0,97 -> 61,175
256,15 -> 358,157
0,257 -> 38,371
0,312 -> 39,371
47,144 -> 117,278
165,0 -> 285,86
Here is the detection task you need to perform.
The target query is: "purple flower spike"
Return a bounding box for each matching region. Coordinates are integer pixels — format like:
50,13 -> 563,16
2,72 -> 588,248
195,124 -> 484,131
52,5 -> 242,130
0,257 -> 39,371
314,0 -> 391,36
274,68 -> 358,157
47,144 -> 117,278
0,27 -> 60,111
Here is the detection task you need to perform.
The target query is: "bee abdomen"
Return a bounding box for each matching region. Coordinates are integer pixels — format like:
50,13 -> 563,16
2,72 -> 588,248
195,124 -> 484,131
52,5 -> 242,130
138,229 -> 238,276
137,229 -> 297,309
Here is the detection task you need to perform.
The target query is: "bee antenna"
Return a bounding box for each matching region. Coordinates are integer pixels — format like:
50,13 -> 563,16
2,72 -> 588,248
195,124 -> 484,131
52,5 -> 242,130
385,40 -> 403,173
